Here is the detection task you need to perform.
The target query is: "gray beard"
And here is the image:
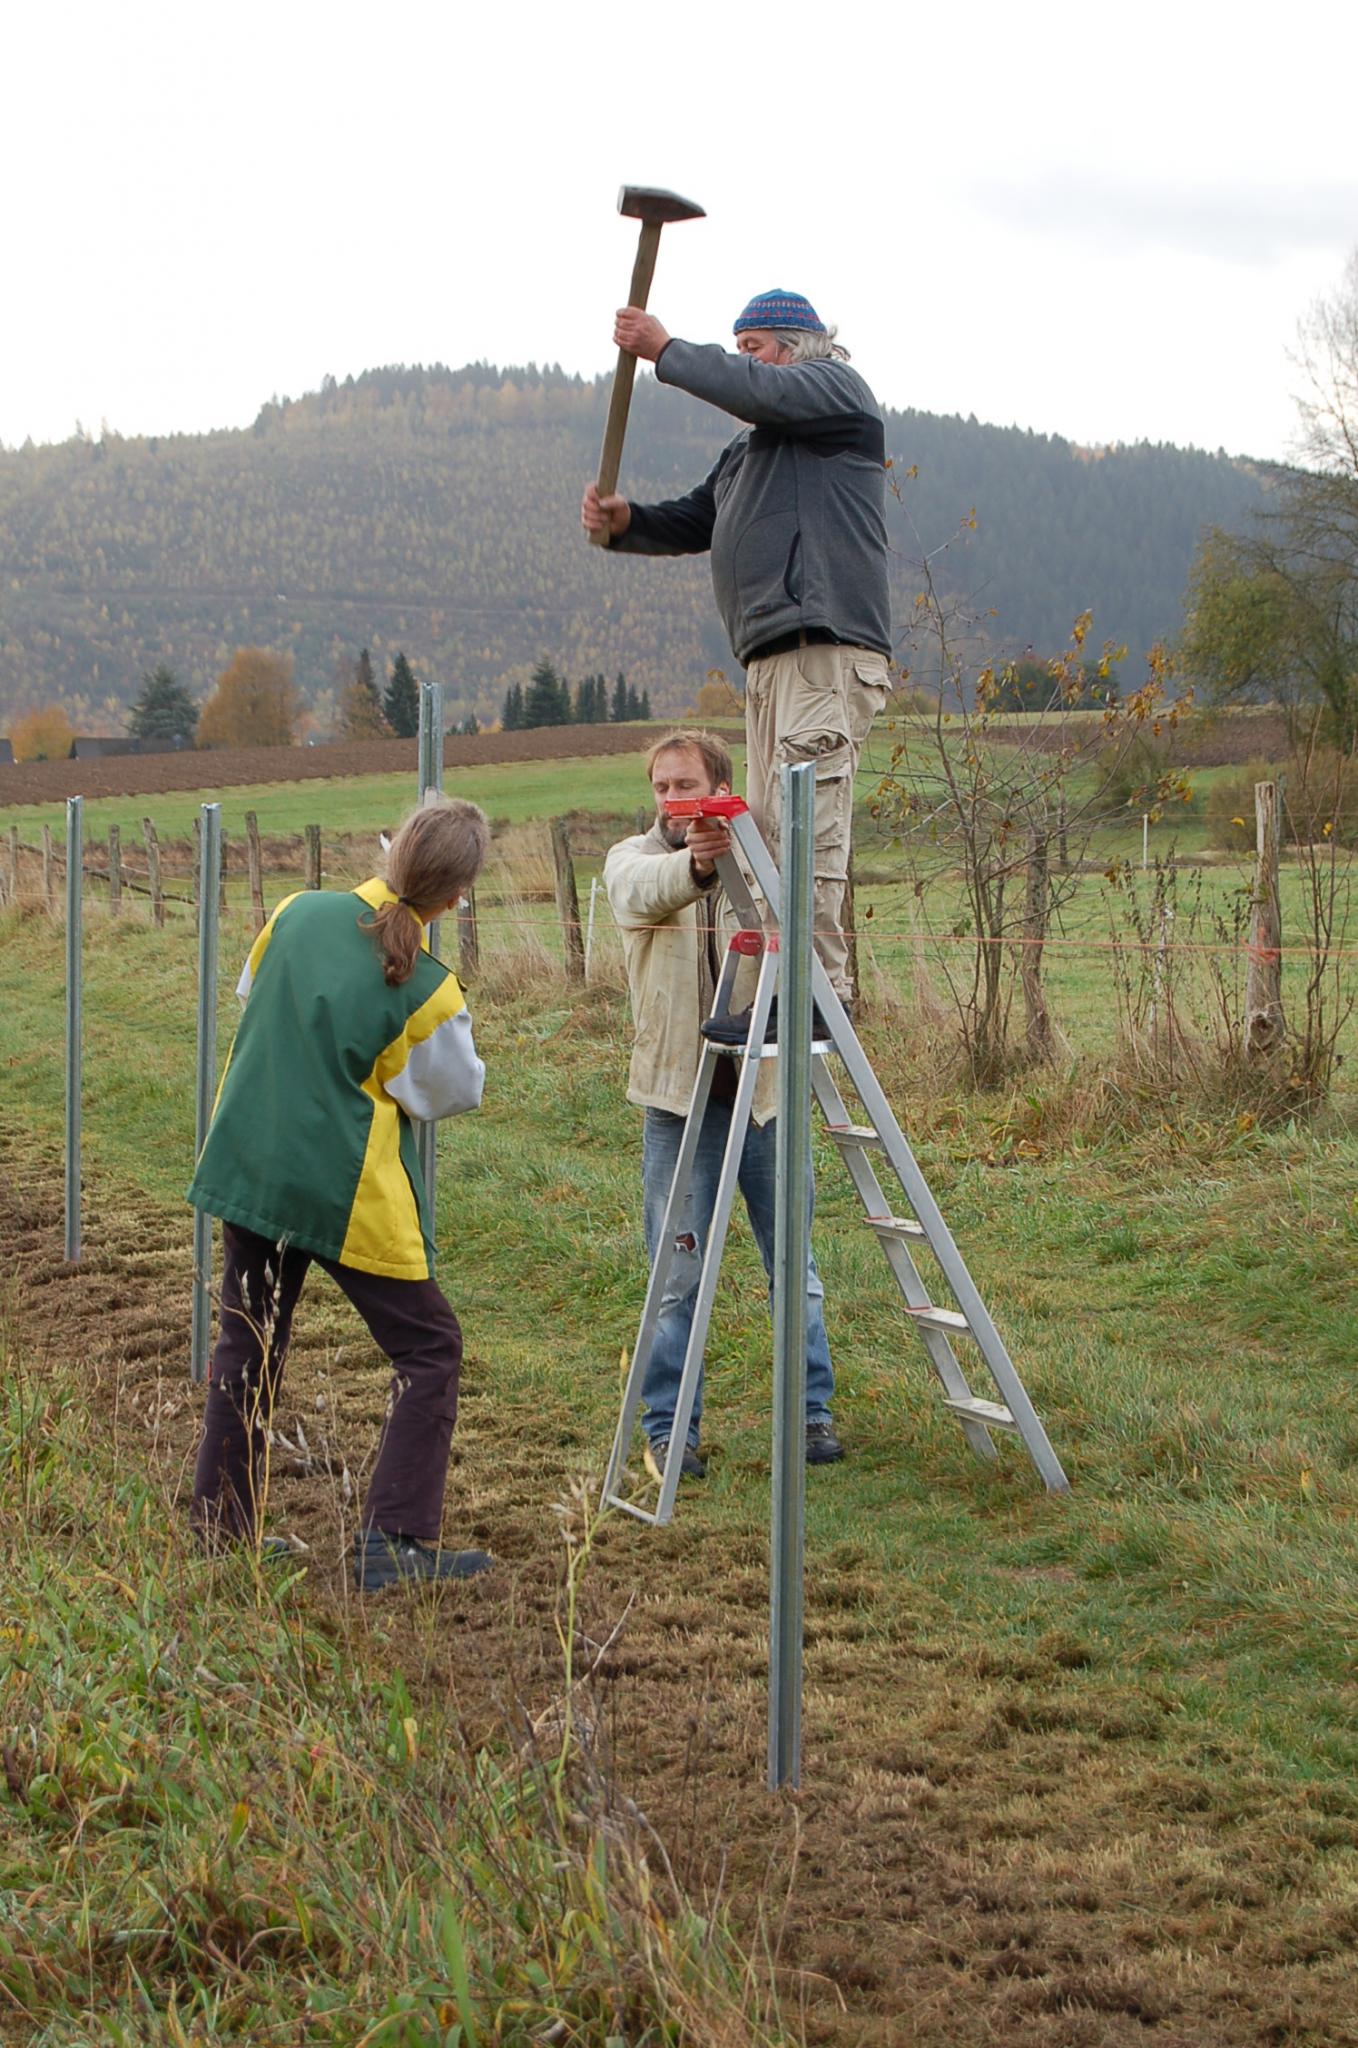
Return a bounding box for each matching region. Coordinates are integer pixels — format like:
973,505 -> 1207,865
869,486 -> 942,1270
658,815 -> 689,850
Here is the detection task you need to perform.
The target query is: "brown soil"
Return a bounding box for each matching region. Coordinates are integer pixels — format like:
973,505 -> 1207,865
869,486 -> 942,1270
5,1127 -> 1357,2047
0,723 -> 657,808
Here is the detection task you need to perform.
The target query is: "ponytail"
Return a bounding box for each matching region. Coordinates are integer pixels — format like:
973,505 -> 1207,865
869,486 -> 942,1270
366,797 -> 490,986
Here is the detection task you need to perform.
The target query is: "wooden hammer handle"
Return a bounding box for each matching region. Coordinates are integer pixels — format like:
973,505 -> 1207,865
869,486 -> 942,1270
589,219 -> 663,546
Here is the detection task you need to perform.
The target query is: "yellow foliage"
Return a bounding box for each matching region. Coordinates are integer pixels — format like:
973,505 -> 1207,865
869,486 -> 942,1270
10,704 -> 75,761
198,648 -> 300,749
687,675 -> 743,721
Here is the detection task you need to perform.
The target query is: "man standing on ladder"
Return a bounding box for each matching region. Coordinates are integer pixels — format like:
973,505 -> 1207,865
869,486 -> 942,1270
604,729 -> 843,1481
583,289 -> 892,1013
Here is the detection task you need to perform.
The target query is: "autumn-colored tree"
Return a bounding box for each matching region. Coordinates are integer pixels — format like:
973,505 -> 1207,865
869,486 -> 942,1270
338,648 -> 389,740
689,674 -> 743,720
11,704 -> 75,761
198,648 -> 300,749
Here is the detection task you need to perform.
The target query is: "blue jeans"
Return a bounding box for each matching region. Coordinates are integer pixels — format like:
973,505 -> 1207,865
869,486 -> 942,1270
641,1102 -> 835,1448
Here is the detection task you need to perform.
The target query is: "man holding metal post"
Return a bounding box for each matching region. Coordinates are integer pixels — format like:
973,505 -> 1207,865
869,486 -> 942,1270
604,729 -> 843,1480
583,289 -> 892,1014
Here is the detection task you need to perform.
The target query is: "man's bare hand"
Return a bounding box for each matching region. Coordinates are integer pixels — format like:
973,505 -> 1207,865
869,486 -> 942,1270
686,815 -> 730,878
614,307 -> 671,362
581,482 -> 631,540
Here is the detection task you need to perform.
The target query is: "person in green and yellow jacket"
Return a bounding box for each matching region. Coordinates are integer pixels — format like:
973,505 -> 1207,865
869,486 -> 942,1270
189,796 -> 493,1593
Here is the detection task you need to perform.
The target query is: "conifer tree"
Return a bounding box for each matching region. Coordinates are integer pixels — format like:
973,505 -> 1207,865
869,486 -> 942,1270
525,658 -> 570,727
385,651 -> 420,737
610,671 -> 630,722
127,663 -> 198,745
502,681 -> 524,730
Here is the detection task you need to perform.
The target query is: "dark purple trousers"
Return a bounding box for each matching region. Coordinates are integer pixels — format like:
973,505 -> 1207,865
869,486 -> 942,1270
192,1222 -> 462,1543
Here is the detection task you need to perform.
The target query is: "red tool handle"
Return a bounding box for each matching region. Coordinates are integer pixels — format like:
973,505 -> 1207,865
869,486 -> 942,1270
663,796 -> 749,818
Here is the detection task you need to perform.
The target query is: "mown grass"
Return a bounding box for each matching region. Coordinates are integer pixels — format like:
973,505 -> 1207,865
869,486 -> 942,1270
0,1324 -> 793,2046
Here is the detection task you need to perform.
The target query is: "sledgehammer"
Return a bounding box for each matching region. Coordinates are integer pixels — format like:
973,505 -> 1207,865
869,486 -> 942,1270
588,184 -> 705,546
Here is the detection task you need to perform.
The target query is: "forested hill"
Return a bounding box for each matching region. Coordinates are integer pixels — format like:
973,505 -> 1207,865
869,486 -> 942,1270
0,362 -> 1268,732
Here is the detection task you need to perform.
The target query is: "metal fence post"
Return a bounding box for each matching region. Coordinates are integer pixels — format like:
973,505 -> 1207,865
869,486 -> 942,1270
64,796 -> 84,1263
769,761 -> 814,1791
190,803 -> 222,1383
416,680 -> 444,1223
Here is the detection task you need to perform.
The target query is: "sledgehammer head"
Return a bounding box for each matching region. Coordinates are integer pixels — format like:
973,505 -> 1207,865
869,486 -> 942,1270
618,185 -> 706,226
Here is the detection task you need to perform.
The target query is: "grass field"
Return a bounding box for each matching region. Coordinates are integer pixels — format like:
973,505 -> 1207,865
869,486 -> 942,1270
4,751 -> 1358,2044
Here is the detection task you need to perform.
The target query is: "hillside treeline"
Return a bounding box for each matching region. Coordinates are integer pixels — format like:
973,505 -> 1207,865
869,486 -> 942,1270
0,362 -> 1267,731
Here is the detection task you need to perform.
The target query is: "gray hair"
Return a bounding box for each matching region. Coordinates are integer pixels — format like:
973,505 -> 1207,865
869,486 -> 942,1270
778,326 -> 851,364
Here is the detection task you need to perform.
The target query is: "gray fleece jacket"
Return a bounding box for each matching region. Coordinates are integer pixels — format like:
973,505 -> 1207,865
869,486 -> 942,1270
611,339 -> 891,666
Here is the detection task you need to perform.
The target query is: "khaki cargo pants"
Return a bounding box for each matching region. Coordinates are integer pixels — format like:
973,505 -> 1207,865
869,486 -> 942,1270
744,639 -> 889,999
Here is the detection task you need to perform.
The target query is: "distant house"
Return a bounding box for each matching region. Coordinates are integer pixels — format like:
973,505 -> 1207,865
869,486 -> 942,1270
72,735 -> 190,758
73,736 -> 138,759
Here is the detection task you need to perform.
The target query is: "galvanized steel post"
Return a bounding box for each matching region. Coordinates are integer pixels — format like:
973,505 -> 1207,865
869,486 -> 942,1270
769,761 -> 814,1790
64,796 -> 84,1263
416,680 -> 444,1222
190,803 -> 222,1383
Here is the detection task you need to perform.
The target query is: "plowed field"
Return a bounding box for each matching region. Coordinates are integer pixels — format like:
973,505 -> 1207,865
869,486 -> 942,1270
0,724 -> 660,807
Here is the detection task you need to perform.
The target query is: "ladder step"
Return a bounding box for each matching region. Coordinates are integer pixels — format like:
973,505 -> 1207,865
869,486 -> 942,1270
906,1303 -> 970,1333
866,1213 -> 926,1241
826,1123 -> 883,1149
941,1395 -> 1018,1431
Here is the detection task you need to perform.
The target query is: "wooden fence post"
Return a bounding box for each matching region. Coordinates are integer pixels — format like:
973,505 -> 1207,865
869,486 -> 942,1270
6,825 -> 18,904
1057,794 -> 1069,871
219,829 -> 229,915
108,822 -> 122,916
843,850 -> 861,1015
458,887 -> 479,979
245,811 -> 266,930
42,825 -> 55,917
192,817 -> 202,925
550,818 -> 585,984
1245,779 -> 1286,1060
305,824 -> 322,890
1022,828 -> 1053,1062
143,817 -> 165,928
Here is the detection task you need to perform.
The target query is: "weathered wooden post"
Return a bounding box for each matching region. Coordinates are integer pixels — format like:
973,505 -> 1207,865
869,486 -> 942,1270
108,822 -> 122,916
42,824 -> 55,916
458,887 -> 479,979
143,817 -> 165,928
1245,779 -> 1286,1060
305,824 -> 322,890
218,829 -> 229,915
1022,828 -> 1053,1062
245,811 -> 266,930
551,818 -> 585,984
6,825 -> 18,904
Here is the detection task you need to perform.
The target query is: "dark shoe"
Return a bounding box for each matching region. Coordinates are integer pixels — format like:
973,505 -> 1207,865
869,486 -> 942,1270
643,1438 -> 707,1484
700,997 -> 836,1048
353,1530 -> 493,1592
806,1421 -> 844,1465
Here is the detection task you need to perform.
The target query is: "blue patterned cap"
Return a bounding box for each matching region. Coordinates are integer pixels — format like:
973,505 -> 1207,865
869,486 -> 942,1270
732,289 -> 825,336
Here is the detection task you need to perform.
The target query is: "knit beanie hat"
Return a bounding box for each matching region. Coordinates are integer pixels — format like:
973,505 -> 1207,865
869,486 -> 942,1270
732,289 -> 826,336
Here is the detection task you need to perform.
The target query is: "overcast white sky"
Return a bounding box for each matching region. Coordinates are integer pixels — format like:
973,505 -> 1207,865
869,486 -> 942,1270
4,0 -> 1355,461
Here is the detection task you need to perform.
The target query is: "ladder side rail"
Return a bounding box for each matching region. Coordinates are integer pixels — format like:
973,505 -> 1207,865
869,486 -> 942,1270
809,1058 -> 1001,1461
651,948 -> 781,1524
601,1048 -> 722,1508
823,1013 -> 1069,1493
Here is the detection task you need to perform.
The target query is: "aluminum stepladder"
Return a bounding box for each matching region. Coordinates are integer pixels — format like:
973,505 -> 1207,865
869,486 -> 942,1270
600,796 -> 1070,1526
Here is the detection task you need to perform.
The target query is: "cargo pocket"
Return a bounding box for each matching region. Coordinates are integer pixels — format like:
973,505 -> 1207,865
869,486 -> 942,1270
848,655 -> 889,747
